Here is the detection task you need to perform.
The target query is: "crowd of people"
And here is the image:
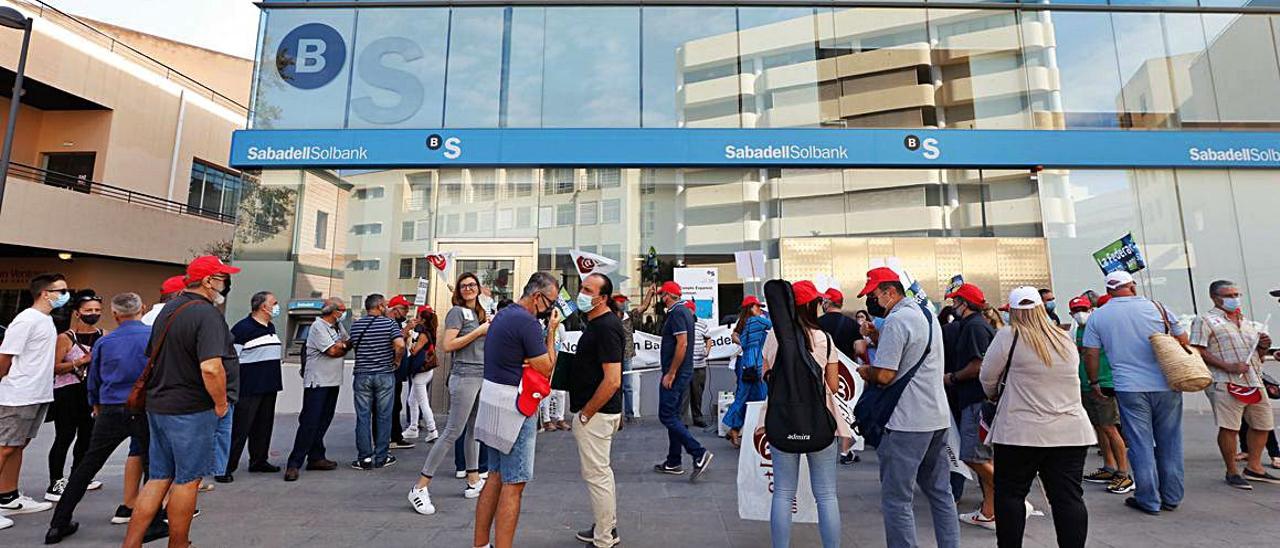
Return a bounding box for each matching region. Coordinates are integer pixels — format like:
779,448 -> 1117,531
0,251 -> 1276,548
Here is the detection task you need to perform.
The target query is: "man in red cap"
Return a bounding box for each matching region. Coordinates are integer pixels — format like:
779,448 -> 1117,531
382,295 -> 417,450
855,267 -> 958,547
652,281 -> 713,481
817,287 -> 859,465
1068,295 -> 1131,493
941,283 -> 998,529
142,276 -> 188,327
124,256 -> 239,548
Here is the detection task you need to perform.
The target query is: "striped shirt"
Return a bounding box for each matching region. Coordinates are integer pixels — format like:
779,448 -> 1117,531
691,318 -> 709,369
349,315 -> 403,375
231,317 -> 283,395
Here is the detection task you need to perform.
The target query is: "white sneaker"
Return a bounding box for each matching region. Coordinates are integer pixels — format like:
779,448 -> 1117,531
422,430 -> 439,443
479,471 -> 489,480
464,478 -> 485,499
959,510 -> 996,531
408,486 -> 436,515
1,494 -> 54,515
0,514 -> 12,530
45,478 -> 68,502
454,470 -> 467,479
403,427 -> 420,440
87,479 -> 103,491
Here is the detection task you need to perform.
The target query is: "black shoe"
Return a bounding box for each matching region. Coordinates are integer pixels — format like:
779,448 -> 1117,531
111,504 -> 132,525
575,526 -> 620,545
839,451 -> 859,465
44,522 -> 78,544
691,451 -> 713,483
1124,497 -> 1160,516
142,519 -> 170,544
1160,503 -> 1178,512
692,420 -> 709,428
653,463 -> 684,475
376,455 -> 398,469
248,462 -> 281,473
389,440 -> 416,450
213,474 -> 234,483
351,458 -> 374,471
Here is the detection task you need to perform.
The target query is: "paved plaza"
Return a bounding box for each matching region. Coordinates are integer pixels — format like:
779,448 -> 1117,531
5,404 -> 1279,547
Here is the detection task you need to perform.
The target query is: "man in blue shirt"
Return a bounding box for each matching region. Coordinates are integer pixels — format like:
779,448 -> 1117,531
46,293 -> 167,544
653,281 -> 712,481
347,294 -> 405,470
1083,270 -> 1188,516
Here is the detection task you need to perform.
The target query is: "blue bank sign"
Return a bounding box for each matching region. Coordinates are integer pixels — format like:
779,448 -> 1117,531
230,128 -> 1280,169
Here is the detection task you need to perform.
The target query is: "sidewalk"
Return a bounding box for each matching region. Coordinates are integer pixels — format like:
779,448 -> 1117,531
7,407 -> 1280,546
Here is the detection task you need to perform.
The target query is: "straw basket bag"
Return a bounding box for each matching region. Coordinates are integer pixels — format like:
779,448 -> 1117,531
1149,301 -> 1211,392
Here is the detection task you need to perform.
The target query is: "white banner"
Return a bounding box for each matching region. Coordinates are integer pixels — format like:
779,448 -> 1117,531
737,401 -> 818,523
569,249 -> 619,280
559,325 -> 739,369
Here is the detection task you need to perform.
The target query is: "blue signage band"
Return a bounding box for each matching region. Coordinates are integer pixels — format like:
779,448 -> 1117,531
230,128 -> 1280,169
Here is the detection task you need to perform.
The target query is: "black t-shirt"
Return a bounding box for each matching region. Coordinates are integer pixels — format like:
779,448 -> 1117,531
818,311 -> 858,359
569,311 -> 625,415
145,292 -> 237,415
942,312 -> 995,409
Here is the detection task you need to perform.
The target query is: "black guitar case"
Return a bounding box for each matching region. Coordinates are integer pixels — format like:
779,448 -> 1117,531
762,279 -> 836,454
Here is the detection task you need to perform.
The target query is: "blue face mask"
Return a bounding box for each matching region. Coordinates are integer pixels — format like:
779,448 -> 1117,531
339,310 -> 349,322
576,293 -> 595,313
1045,300 -> 1057,312
1221,297 -> 1241,312
270,303 -> 281,318
50,291 -> 70,309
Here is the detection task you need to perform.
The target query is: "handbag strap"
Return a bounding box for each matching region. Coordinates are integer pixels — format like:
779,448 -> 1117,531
1153,300 -> 1172,335
138,300 -> 203,387
994,331 -> 1019,401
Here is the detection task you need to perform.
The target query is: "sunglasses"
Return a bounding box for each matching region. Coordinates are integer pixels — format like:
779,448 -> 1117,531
77,295 -> 103,303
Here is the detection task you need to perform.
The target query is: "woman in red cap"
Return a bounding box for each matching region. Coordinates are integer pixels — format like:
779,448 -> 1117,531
723,295 -> 770,447
403,306 -> 440,443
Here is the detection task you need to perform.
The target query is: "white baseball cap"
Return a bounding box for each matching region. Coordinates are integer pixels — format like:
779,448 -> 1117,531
1008,286 -> 1043,310
1104,270 -> 1135,290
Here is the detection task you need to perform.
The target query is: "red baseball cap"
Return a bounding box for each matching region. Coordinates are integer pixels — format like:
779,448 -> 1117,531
997,303 -> 1010,312
516,367 -> 550,417
612,294 -> 629,303
824,288 -> 844,306
417,305 -> 433,315
742,295 -> 761,308
1097,294 -> 1112,307
856,267 -> 900,298
388,295 -> 412,309
160,275 -> 186,295
1068,296 -> 1092,311
186,255 -> 240,281
660,281 -> 682,297
683,300 -> 697,312
944,283 -> 986,308
793,280 -> 821,306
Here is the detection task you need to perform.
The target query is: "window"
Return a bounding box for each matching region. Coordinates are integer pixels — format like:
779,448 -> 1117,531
557,203 -> 575,226
187,161 -> 243,219
414,257 -> 429,278
601,199 -> 621,223
315,211 -> 329,250
354,187 -> 385,200
587,168 -> 621,189
406,174 -> 432,211
352,223 -> 382,236
399,258 -> 414,279
401,221 -> 415,241
517,207 -> 533,228
552,169 -> 576,194
415,219 -> 432,240
349,259 -> 381,271
444,214 -> 460,234
538,206 -> 555,228
508,169 -> 535,197
472,170 -> 497,200
465,212 -> 478,233
579,201 -> 598,225
497,208 -> 514,229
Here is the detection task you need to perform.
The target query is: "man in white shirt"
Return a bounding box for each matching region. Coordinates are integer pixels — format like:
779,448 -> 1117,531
141,276 -> 186,327
0,273 -> 68,530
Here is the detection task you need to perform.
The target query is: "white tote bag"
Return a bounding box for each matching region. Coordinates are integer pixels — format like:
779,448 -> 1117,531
736,402 -> 818,523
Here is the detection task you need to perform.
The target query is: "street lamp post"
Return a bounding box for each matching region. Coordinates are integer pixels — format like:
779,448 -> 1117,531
0,7 -> 33,216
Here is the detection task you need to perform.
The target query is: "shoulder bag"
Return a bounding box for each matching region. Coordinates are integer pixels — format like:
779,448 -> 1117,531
978,331 -> 1017,445
1148,301 -> 1211,392
125,300 -> 203,412
851,301 -> 934,449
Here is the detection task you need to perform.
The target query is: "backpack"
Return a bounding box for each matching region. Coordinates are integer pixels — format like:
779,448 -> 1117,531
762,279 -> 836,454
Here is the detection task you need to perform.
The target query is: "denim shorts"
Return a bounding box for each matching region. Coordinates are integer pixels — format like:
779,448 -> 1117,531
488,415 -> 538,484
958,402 -> 993,463
148,410 -> 218,484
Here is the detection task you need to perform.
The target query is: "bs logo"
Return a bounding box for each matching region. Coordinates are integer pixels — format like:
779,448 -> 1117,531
277,24 -> 346,90
903,134 -> 941,160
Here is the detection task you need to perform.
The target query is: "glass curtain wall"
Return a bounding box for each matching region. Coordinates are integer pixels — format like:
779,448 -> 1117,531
253,7 -> 1280,132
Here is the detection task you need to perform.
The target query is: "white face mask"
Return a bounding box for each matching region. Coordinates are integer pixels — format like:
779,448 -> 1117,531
1072,311 -> 1090,325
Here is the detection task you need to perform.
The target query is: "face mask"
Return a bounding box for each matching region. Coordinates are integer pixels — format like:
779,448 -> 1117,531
865,295 -> 886,318
50,291 -> 71,309
219,278 -> 232,298
80,314 -> 101,326
270,303 -> 281,318
339,310 -> 350,322
536,296 -> 554,320
576,293 -> 595,313
1045,300 -> 1057,312
1221,297 -> 1241,312
1071,311 -> 1090,325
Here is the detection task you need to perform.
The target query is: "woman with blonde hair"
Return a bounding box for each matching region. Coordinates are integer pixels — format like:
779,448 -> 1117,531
980,286 -> 1095,548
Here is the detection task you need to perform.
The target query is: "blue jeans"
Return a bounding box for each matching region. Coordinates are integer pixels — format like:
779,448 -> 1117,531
659,367 -> 705,466
148,410 -> 218,485
876,428 -> 959,548
1116,390 -> 1184,512
771,443 -> 840,548
353,373 -> 396,465
487,415 -> 539,484
621,357 -> 637,418
212,403 -> 234,476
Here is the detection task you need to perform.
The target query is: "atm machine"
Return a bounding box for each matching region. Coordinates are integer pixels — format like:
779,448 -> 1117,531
285,299 -> 327,360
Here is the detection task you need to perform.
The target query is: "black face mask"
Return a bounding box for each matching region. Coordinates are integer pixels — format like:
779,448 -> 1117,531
865,295 -> 887,318
80,314 -> 101,326
219,277 -> 233,298
535,295 -> 554,320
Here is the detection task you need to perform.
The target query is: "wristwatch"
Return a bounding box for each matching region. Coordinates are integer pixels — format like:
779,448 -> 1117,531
579,413 -> 591,425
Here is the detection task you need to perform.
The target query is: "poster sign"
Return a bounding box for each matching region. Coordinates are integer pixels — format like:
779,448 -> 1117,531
737,401 -> 819,523
560,325 -> 739,368
1093,233 -> 1146,274
413,277 -> 429,307
734,250 -> 766,281
946,274 -> 965,295
674,267 -> 719,324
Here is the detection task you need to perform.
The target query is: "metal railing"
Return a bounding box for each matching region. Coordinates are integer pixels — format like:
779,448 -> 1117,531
12,0 -> 249,115
5,162 -> 238,224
